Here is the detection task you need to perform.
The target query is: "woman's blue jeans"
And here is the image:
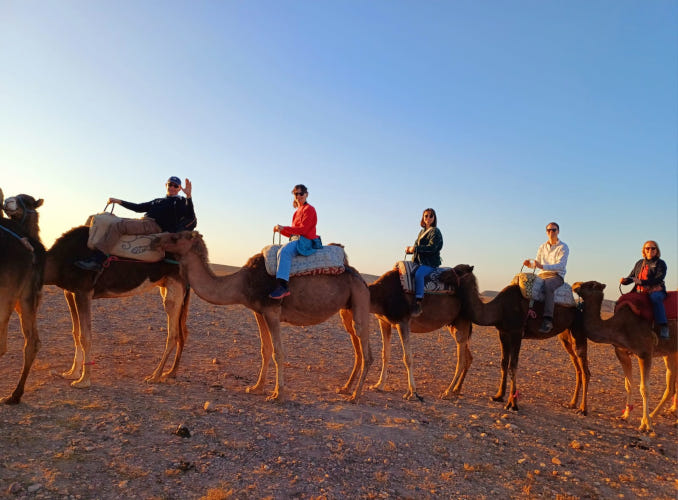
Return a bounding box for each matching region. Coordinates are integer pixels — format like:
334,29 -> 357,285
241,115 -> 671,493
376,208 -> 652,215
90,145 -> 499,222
276,240 -> 300,282
649,290 -> 668,325
414,265 -> 435,299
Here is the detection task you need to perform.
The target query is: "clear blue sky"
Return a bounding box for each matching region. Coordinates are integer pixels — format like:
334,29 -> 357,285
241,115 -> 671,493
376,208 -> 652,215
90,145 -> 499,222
2,1 -> 676,298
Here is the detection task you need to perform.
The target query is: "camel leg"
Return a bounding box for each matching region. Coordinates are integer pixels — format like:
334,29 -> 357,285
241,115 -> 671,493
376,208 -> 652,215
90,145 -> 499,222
504,331 -> 522,411
337,308 -> 362,395
347,297 -> 373,403
650,354 -> 677,418
61,290 -> 84,379
615,347 -> 635,420
2,294 -> 42,404
441,319 -> 473,399
370,319 -> 393,392
558,331 -> 590,415
263,311 -> 285,402
395,322 -> 420,401
247,312 -> 273,395
0,300 -> 12,357
637,355 -> 653,432
492,330 -> 511,403
71,291 -> 94,388
146,283 -> 184,382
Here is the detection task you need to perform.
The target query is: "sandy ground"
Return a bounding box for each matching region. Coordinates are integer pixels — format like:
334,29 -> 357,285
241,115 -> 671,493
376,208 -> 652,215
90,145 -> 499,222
1,279 -> 676,499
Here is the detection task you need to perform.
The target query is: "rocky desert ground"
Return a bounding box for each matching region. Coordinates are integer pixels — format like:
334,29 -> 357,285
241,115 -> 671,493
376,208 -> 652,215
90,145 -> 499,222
0,269 -> 676,499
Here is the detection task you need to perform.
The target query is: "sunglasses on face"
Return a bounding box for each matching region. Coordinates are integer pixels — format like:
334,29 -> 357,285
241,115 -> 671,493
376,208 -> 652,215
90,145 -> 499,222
546,228 -> 558,232
294,192 -> 306,197
644,247 -> 657,251
167,183 -> 180,189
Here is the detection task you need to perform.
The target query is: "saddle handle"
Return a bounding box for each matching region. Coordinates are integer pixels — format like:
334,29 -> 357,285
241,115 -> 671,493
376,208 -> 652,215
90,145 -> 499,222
520,262 -> 537,274
272,231 -> 281,245
103,203 -> 115,214
619,281 -> 633,296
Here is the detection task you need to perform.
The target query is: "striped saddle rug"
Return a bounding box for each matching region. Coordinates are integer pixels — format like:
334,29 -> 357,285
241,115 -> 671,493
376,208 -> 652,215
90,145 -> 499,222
510,273 -> 576,307
262,244 -> 346,277
396,261 -> 455,295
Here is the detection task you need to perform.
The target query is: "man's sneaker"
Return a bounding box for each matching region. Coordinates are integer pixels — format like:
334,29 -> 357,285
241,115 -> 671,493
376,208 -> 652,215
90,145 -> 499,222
269,285 -> 290,299
411,299 -> 423,317
74,257 -> 103,272
538,319 -> 553,334
659,325 -> 670,339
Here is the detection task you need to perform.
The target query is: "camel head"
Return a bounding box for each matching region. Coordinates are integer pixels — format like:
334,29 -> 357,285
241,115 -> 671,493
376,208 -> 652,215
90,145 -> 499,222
438,264 -> 474,290
3,194 -> 44,223
572,281 -> 606,301
152,230 -> 208,260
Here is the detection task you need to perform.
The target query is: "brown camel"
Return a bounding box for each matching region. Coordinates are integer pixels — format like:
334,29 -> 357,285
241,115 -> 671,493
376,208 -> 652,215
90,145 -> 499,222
572,281 -> 677,432
43,225 -> 190,388
0,192 -> 46,403
455,266 -> 590,413
153,231 -> 373,402
339,266 -> 472,401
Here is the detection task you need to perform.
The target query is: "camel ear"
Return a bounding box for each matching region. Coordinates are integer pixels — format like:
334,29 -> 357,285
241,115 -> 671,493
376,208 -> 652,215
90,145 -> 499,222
600,283 -> 606,290
469,265 -> 474,272
35,199 -> 44,208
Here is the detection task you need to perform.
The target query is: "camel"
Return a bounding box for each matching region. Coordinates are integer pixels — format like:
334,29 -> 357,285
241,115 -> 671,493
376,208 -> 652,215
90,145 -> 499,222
153,230 -> 373,402
454,266 -> 590,413
0,192 -> 46,403
572,281 -> 677,432
43,225 -> 191,388
339,265 -> 472,401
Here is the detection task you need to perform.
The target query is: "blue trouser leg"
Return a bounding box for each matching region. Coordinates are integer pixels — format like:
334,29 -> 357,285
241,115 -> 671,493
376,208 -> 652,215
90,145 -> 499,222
542,275 -> 564,319
649,290 -> 668,325
276,240 -> 299,282
414,265 -> 434,299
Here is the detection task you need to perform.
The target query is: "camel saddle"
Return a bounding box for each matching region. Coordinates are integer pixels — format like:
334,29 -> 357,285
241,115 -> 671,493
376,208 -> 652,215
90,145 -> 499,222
510,272 -> 576,307
85,212 -> 165,262
262,244 -> 346,277
396,261 -> 455,295
615,291 -> 678,323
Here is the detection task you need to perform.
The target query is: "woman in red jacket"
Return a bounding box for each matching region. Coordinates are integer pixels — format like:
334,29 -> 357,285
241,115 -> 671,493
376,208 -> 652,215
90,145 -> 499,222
269,184 -> 319,299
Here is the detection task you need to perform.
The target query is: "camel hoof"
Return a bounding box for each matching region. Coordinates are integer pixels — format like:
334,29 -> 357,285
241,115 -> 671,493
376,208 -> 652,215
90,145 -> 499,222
144,376 -> 162,384
491,395 -> 505,403
265,393 -> 284,403
246,385 -> 264,395
369,383 -> 385,392
71,379 -> 91,389
61,370 -> 79,380
336,386 -> 351,395
1,395 -> 20,405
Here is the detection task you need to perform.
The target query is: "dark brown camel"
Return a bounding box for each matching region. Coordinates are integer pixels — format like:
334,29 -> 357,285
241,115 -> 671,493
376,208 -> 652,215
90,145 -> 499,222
44,225 -> 191,388
455,265 -> 590,413
340,266 -> 472,401
572,281 -> 677,432
153,231 -> 373,402
0,192 -> 46,403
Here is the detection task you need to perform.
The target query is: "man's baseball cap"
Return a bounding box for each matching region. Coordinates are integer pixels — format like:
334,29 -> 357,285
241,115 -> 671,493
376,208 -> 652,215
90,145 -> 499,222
167,176 -> 182,186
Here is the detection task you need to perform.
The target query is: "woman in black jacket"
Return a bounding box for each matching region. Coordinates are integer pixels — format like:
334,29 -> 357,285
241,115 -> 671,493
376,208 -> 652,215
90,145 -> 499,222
620,240 -> 669,339
405,208 -> 443,317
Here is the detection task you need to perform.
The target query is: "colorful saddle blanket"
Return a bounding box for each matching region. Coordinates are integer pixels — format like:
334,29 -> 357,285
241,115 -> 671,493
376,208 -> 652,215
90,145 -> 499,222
85,213 -> 164,262
396,261 -> 455,295
615,291 -> 678,322
262,244 -> 345,277
510,272 -> 576,307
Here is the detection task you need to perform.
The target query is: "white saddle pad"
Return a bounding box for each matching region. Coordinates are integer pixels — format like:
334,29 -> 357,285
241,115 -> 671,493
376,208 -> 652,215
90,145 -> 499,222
262,244 -> 345,277
86,213 -> 164,262
396,261 -> 455,295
